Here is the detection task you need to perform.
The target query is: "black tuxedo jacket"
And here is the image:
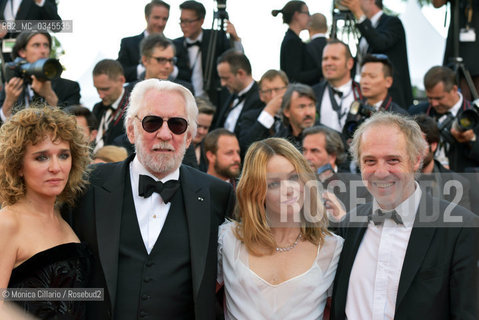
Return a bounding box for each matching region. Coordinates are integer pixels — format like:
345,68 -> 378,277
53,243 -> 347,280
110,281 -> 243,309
173,29 -> 232,107
280,28 -> 321,86
409,101 -> 479,172
357,13 -> 413,109
0,0 -> 60,24
117,32 -> 144,83
211,81 -> 264,138
331,191 -> 479,320
70,156 -> 235,319
237,107 -> 278,158
306,36 -> 326,80
92,89 -> 130,147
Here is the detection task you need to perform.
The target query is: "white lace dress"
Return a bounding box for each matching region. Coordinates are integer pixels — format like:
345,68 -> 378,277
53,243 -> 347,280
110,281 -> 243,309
217,221 -> 344,320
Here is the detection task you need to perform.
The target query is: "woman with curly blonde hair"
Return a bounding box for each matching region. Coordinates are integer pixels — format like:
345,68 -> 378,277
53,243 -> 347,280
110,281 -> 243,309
0,106 -> 91,319
217,138 -> 343,319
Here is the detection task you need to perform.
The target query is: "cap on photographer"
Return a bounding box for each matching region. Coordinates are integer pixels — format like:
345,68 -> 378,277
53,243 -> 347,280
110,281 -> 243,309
409,66 -> 479,172
0,31 -> 81,123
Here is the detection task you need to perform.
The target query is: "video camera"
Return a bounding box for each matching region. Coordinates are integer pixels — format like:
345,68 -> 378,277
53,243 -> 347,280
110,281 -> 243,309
4,57 -> 63,84
438,102 -> 479,144
342,101 -> 377,139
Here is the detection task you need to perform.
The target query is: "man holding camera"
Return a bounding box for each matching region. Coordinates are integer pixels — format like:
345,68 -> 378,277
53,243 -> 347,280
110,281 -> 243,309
409,66 -> 479,172
340,0 -> 413,109
0,31 -> 80,123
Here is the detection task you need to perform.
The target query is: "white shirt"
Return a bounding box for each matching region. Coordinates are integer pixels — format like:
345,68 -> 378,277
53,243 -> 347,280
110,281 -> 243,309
129,156 -> 180,254
345,182 -> 422,320
320,80 -> 356,132
224,80 -> 254,132
356,10 -> 384,78
436,92 -> 464,167
186,32 -> 205,98
94,88 -> 125,152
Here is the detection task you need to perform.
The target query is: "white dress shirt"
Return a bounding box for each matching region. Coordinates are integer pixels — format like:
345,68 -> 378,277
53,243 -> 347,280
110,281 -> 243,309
129,156 -> 180,254
224,80 -> 254,132
345,182 -> 422,320
320,80 -> 356,132
94,88 -> 125,152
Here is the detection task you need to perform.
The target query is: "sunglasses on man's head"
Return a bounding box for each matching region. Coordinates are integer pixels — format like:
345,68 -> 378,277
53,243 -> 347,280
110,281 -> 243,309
136,115 -> 188,135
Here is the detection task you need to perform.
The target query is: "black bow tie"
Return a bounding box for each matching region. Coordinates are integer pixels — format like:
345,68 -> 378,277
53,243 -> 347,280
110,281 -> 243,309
332,88 -> 343,98
138,175 -> 180,203
369,209 -> 403,225
186,40 -> 201,48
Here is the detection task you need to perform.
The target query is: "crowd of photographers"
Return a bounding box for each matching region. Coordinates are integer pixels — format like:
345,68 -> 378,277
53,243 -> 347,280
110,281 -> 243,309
1,0 -> 478,207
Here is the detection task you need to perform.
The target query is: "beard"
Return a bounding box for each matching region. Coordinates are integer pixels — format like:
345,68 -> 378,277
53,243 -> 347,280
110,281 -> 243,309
135,127 -> 187,176
214,161 -> 241,180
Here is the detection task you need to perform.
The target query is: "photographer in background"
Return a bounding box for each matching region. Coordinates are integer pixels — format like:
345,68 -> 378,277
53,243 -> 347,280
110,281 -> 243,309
409,66 -> 479,172
340,0 -> 412,109
359,54 -> 407,113
433,0 -> 479,102
0,31 -> 80,123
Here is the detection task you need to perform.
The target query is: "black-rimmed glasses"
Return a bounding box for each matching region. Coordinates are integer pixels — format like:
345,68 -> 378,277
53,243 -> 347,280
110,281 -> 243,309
136,115 -> 188,135
150,56 -> 177,65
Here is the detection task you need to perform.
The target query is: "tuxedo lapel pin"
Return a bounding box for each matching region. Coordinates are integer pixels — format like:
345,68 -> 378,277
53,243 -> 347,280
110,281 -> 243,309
197,196 -> 204,202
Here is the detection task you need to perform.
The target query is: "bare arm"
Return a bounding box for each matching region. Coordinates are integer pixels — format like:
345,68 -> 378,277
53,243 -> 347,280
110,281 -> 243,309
0,211 -> 19,292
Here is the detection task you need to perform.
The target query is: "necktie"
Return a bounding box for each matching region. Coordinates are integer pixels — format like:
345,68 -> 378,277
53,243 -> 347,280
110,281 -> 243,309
186,41 -> 201,48
369,209 -> 403,225
138,175 -> 180,203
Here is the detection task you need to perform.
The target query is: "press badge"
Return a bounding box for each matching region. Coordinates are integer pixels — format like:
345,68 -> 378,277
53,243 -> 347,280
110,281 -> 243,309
459,28 -> 476,42
2,38 -> 15,53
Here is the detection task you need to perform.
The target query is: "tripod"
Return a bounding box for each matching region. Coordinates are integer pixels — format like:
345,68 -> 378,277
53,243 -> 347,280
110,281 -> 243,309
449,0 -> 478,100
330,5 -> 360,56
203,2 -> 229,95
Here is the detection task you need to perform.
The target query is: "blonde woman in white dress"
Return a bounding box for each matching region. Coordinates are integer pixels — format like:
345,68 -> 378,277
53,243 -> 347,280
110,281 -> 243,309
218,138 -> 343,320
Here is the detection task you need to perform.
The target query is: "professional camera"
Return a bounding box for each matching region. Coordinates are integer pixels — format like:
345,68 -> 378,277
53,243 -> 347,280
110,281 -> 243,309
4,57 -> 63,83
215,0 -> 228,20
438,106 -> 479,144
342,101 -> 376,139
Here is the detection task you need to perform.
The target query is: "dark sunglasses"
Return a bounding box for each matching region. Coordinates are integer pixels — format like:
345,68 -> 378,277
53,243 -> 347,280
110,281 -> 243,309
136,115 -> 188,135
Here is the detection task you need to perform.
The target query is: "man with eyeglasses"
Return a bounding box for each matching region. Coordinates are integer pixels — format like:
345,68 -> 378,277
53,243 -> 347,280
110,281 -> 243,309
92,59 -> 129,152
70,79 -> 235,320
237,69 -> 289,156
339,0 -> 413,109
126,34 -> 194,95
118,0 -> 170,83
174,0 -> 242,108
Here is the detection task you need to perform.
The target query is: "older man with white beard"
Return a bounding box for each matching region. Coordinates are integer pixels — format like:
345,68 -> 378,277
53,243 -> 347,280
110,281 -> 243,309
70,79 -> 235,320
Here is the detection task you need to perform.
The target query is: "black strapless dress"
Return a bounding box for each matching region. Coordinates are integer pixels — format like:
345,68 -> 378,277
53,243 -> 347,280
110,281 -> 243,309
8,242 -> 91,320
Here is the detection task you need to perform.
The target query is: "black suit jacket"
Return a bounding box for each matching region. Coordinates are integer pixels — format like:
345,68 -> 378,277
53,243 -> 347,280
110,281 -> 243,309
0,77 -> 80,122
0,0 -> 61,40
92,89 -> 130,147
409,101 -> 479,172
117,32 -> 144,83
357,13 -> 413,109
70,156 -> 235,319
331,191 -> 479,320
211,81 -> 264,139
174,29 -> 233,107
306,36 -> 326,81
280,28 -> 321,86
